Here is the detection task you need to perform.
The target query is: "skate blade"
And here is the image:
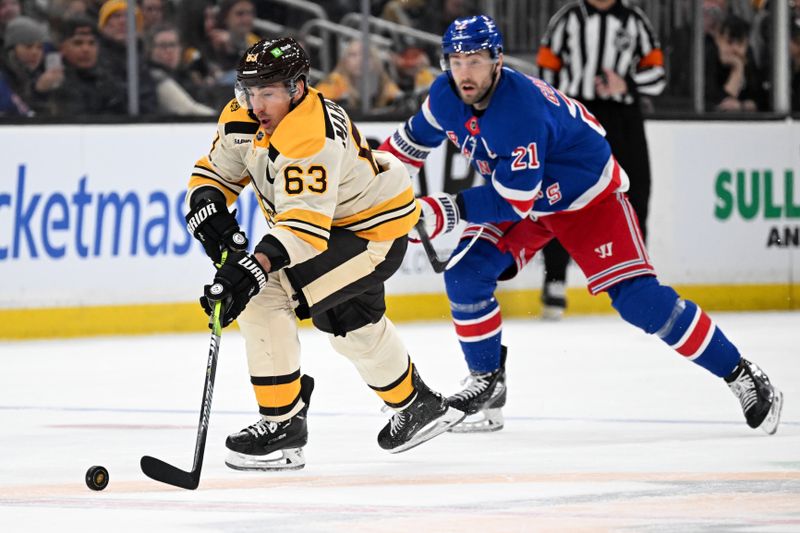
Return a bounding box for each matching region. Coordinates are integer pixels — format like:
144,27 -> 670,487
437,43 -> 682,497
449,408 -> 504,433
759,388 -> 783,435
225,447 -> 305,471
388,407 -> 466,454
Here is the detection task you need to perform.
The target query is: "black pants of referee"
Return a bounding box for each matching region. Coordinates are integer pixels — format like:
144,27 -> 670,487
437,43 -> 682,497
542,100 -> 652,294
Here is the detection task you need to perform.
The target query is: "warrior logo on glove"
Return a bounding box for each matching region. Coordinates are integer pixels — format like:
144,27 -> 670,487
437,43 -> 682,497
201,252 -> 268,328
410,193 -> 460,242
185,197 -> 249,264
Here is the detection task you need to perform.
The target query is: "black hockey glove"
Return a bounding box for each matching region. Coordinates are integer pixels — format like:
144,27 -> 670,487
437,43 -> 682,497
185,198 -> 248,264
201,251 -> 268,327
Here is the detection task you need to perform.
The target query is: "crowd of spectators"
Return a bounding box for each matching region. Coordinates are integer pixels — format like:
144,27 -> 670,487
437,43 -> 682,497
664,0 -> 800,113
0,0 -> 479,119
0,0 -> 798,120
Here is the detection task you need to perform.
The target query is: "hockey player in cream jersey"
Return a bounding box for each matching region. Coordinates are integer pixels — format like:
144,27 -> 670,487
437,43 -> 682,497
184,38 -> 464,471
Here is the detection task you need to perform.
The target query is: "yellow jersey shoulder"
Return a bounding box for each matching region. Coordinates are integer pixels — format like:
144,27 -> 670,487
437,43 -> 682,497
217,98 -> 260,136
270,88 -> 328,159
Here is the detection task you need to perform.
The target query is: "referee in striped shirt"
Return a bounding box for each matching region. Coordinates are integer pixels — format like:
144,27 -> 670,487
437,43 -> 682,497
535,0 -> 666,319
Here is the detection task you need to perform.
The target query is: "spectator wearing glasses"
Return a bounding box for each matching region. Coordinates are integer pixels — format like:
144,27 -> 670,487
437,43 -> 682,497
145,22 -> 214,115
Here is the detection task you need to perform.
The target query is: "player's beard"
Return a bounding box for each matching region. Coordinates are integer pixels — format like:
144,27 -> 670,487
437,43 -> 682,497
457,77 -> 492,105
456,65 -> 498,107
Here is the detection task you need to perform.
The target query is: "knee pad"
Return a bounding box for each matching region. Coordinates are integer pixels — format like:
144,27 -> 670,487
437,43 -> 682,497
607,276 -> 679,334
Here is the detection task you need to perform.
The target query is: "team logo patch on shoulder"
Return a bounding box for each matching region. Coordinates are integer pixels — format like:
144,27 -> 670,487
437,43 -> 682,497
256,131 -> 265,141
230,100 -> 241,112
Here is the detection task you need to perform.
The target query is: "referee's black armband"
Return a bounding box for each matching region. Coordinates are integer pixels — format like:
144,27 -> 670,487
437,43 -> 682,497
254,234 -> 291,272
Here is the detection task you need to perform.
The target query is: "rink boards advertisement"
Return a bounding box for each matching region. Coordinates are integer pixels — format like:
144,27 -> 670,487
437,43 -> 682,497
1,120 -> 798,337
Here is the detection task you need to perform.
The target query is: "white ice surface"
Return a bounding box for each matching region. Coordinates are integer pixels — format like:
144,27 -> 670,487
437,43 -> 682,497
1,312 -> 798,532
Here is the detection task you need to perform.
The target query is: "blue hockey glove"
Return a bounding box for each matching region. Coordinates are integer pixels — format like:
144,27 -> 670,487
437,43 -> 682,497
201,252 -> 268,327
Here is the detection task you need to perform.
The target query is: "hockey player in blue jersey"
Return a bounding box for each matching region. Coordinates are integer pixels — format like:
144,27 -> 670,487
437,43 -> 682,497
380,14 -> 783,434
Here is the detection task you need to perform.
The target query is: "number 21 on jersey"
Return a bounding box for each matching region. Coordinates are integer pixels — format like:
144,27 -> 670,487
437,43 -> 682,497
511,142 -> 540,171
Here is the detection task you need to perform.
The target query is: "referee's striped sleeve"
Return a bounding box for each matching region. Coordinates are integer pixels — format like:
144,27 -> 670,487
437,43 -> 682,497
630,7 -> 666,95
536,4 -> 572,83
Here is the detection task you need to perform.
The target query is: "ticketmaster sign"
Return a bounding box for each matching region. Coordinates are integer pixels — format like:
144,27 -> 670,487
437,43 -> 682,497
0,120 -> 797,337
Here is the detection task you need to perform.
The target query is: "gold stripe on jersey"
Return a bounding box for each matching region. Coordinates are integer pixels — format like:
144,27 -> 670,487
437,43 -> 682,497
274,225 -> 328,252
209,132 -> 220,154
274,207 -> 331,233
194,157 -> 247,194
252,372 -> 302,417
334,187 -> 420,241
369,359 -> 416,408
188,157 -> 249,205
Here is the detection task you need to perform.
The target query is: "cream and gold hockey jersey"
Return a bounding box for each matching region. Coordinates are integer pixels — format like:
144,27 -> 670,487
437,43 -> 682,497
187,87 -> 420,267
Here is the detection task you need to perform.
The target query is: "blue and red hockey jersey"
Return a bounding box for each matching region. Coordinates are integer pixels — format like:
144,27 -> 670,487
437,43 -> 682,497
382,67 -> 629,223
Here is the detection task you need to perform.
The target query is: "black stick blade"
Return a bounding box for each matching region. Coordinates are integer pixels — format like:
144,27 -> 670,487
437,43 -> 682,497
140,455 -> 200,490
415,221 -> 448,273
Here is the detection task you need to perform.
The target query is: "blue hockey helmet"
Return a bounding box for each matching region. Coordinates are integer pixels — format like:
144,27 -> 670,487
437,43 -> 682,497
441,15 -> 504,65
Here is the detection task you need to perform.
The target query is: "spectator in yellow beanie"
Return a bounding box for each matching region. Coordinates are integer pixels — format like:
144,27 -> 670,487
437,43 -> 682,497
96,0 -> 157,113
98,0 -> 142,36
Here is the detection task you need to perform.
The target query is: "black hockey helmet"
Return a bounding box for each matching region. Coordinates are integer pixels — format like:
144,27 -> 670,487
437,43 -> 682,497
235,37 -> 311,106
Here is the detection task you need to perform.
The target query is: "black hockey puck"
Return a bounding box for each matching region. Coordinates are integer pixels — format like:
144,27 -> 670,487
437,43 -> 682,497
85,465 -> 109,491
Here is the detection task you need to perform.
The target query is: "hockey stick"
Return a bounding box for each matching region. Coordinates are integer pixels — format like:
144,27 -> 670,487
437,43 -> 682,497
140,253 -> 227,490
415,219 -> 484,273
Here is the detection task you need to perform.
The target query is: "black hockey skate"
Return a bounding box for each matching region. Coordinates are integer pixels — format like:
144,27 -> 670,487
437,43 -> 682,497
378,368 -> 465,453
725,358 -> 783,435
225,374 -> 314,471
541,281 -> 566,321
447,346 -> 507,433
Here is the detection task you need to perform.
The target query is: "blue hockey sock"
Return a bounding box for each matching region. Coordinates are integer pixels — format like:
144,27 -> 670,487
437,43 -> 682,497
451,298 -> 503,372
655,299 -> 740,377
444,239 -> 512,373
609,277 -> 740,377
